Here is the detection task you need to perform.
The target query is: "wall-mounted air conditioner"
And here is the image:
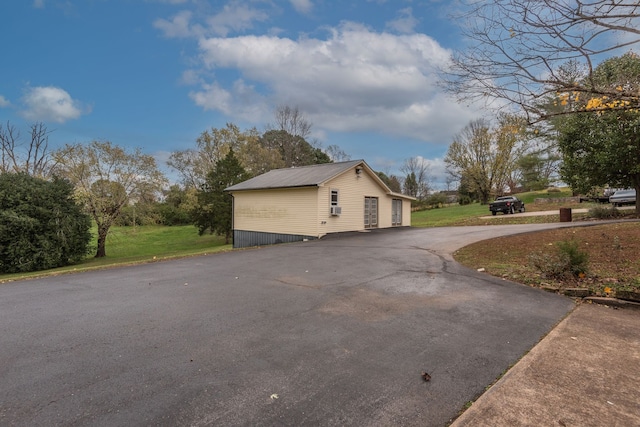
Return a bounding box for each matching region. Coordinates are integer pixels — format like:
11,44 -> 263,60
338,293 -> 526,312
330,206 -> 342,216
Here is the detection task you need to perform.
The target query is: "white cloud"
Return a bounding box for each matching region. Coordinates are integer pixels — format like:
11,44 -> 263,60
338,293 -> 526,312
155,4 -> 270,38
190,23 -> 479,144
189,82 -> 233,113
0,95 -> 10,108
427,157 -> 452,190
20,86 -> 88,123
180,69 -> 203,85
289,0 -> 313,14
385,7 -> 419,34
154,10 -> 200,38
205,3 -> 269,37
189,79 -> 266,121
33,0 -> 45,8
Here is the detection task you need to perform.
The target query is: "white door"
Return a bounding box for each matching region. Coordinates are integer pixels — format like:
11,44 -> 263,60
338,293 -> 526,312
364,197 -> 378,228
392,199 -> 402,226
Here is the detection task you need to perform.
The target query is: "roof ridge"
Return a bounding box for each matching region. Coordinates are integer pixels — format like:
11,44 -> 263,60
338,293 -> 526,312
274,159 -> 362,171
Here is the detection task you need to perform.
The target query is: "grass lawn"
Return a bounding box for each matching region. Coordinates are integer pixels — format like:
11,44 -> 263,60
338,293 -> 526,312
412,202 -> 488,227
3,187 -> 636,291
0,225 -> 230,282
101,225 -> 229,259
411,188 -> 579,227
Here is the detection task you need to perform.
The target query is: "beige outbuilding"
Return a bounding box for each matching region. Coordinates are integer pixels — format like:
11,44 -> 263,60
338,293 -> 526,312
225,160 -> 414,248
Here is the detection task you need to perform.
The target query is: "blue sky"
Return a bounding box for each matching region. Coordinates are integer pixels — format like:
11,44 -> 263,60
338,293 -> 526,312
1,0 -> 482,188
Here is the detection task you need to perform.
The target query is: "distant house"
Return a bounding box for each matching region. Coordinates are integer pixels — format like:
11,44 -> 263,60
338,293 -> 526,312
225,160 -> 414,248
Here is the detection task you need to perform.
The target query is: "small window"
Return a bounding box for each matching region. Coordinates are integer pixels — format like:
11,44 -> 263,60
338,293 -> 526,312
330,189 -> 339,207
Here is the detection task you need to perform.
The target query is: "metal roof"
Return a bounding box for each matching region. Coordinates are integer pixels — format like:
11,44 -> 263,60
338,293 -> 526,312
225,160 -> 366,191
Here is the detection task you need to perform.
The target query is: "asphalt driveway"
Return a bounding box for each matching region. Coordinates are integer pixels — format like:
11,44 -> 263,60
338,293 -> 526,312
0,224 -> 583,426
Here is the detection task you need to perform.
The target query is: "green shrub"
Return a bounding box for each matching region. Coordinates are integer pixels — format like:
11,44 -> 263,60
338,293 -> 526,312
459,195 -> 472,206
557,240 -> 589,276
115,204 -> 162,226
528,251 -> 570,279
157,203 -> 193,226
528,239 -> 589,279
426,193 -> 448,208
589,205 -> 623,219
410,199 -> 429,211
0,173 -> 91,273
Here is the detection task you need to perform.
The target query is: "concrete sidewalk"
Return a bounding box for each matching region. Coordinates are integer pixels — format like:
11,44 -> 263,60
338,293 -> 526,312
451,302 -> 640,426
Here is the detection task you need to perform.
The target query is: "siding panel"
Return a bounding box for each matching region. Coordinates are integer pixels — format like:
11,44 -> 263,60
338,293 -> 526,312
232,187 -> 319,236
233,230 -> 316,248
321,169 -> 397,233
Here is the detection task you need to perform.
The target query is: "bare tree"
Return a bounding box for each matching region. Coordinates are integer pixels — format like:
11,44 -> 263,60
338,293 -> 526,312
0,121 -> 56,178
325,144 -> 351,162
55,141 -> 166,258
400,157 -> 432,199
445,115 -> 528,203
271,105 -> 312,139
168,123 -> 256,188
445,174 -> 456,193
445,0 -> 640,122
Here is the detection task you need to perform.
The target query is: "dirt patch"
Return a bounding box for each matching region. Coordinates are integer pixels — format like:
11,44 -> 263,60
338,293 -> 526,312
318,287 -> 459,321
275,275 -> 324,290
453,222 -> 640,298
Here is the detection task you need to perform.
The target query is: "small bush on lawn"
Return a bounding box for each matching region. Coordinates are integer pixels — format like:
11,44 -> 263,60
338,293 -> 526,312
528,239 -> 589,279
426,193 -> 448,208
589,205 -> 623,219
459,195 -> 472,206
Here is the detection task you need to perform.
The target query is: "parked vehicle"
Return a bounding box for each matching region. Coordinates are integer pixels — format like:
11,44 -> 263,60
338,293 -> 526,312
489,196 -> 525,215
580,188 -> 619,203
609,189 -> 636,207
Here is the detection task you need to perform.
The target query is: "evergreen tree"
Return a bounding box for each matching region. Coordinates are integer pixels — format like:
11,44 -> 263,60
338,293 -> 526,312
0,173 -> 91,273
193,150 -> 249,244
403,172 -> 418,198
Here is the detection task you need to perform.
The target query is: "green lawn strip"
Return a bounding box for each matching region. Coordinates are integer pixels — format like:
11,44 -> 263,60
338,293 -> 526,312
411,188 -> 595,228
516,188 -> 573,204
0,225 -> 230,283
412,202 -> 488,227
102,225 -> 227,258
1,188 -> 626,282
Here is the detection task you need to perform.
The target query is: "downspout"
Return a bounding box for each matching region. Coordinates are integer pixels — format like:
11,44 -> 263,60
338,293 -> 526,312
230,193 -> 235,246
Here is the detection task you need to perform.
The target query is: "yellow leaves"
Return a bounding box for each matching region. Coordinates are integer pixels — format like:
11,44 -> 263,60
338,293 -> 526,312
558,93 -> 569,106
604,286 -> 612,295
585,96 -> 633,113
585,97 -> 603,110
554,91 -> 577,107
555,90 -> 637,114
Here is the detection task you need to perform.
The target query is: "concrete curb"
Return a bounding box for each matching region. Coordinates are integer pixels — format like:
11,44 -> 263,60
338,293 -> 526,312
584,296 -> 640,309
450,303 -> 640,426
